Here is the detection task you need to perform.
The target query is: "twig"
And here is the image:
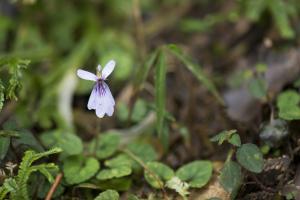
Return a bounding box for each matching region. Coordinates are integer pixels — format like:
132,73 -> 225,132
45,173 -> 63,200
122,148 -> 169,200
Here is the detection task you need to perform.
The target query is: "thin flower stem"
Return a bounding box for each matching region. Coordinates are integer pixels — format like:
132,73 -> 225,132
121,148 -> 169,200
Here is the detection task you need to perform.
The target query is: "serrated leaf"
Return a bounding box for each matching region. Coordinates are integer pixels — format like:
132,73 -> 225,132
40,130 -> 83,156
63,155 -> 100,185
176,160 -> 212,188
210,130 -> 237,145
236,143 -> 264,173
144,161 -> 174,189
219,161 -> 242,198
96,166 -> 132,180
90,132 -> 120,160
95,189 -> 119,200
277,90 -> 300,120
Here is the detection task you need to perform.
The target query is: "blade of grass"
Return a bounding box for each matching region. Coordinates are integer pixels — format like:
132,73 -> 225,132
155,49 -> 167,141
167,44 -> 224,105
134,49 -> 159,91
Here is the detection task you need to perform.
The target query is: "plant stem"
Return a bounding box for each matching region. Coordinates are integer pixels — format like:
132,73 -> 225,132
121,148 -> 169,200
45,173 -> 63,200
226,148 -> 235,163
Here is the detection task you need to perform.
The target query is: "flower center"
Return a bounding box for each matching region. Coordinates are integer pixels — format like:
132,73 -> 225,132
96,80 -> 106,96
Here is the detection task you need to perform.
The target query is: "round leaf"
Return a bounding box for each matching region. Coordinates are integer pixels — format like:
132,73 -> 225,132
40,130 -> 83,156
90,132 -> 120,160
97,166 -> 132,180
127,142 -> 157,171
236,143 -> 264,173
219,161 -> 242,198
175,160 -> 212,188
277,90 -> 300,120
63,155 -> 100,184
95,189 -> 119,200
144,161 -> 174,189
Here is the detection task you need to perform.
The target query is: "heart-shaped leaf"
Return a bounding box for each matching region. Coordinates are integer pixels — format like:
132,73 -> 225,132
236,143 -> 264,173
144,161 -> 174,189
95,189 -> 119,200
89,132 -> 120,160
96,166 -> 132,180
277,90 -> 300,120
105,154 -> 132,168
40,130 -> 83,156
219,161 -> 242,199
63,155 -> 100,185
175,160 -> 212,188
127,142 -> 157,171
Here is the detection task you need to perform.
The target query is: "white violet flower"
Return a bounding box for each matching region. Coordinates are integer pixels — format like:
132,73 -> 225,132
77,60 -> 116,118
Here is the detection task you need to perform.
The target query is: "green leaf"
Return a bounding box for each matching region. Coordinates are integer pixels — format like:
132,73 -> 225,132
90,132 -> 120,160
40,130 -> 83,156
0,130 -> 19,138
95,189 -> 119,200
167,44 -> 223,104
228,134 -> 241,147
127,142 -> 157,171
144,161 -> 174,189
176,160 -> 213,188
210,130 -> 238,146
268,0 -> 295,39
236,143 -> 264,173
0,137 -> 10,160
219,161 -> 242,199
277,90 -> 300,120
105,154 -> 132,168
96,166 -> 132,180
63,155 -> 100,185
96,177 -> 132,191
155,50 -> 166,139
248,78 -> 267,99
0,81 -> 4,111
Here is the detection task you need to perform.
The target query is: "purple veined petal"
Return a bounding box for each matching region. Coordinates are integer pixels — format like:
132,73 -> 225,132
87,85 -> 97,110
97,64 -> 102,72
77,69 -> 97,81
101,60 -> 116,80
94,82 -> 115,118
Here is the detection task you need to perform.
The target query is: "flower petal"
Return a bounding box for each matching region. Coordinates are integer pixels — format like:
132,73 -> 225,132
87,85 -> 97,110
103,82 -> 115,106
97,64 -> 102,72
77,69 -> 97,81
101,60 -> 116,79
94,82 -> 115,118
